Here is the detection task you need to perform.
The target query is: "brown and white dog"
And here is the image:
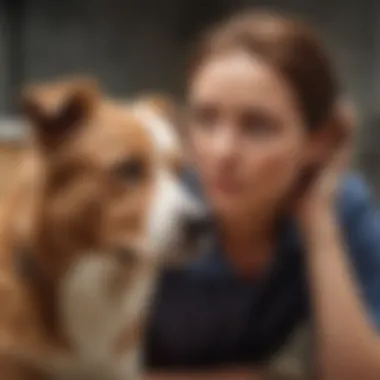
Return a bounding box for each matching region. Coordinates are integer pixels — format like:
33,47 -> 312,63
0,78 -> 208,379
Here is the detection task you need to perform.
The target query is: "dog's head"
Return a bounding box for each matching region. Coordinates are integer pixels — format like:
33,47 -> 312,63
14,78 -> 209,291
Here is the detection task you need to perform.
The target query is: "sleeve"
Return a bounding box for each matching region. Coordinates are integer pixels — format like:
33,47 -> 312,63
339,174 -> 380,330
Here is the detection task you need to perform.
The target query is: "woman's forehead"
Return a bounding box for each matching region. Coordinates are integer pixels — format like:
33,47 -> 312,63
189,52 -> 299,113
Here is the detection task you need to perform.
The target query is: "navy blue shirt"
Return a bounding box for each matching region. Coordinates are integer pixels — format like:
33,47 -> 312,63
145,173 -> 380,369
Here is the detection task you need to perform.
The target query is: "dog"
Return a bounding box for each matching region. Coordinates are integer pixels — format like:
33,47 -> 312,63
0,77 -> 209,379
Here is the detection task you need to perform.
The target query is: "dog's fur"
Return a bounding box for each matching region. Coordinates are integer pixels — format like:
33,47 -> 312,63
0,78 -> 204,379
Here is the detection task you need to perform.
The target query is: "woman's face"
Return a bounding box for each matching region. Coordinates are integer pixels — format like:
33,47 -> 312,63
187,51 -> 314,218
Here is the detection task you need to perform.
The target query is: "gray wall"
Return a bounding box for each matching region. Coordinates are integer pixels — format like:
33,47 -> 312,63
0,0 -> 375,111
0,0 -> 379,193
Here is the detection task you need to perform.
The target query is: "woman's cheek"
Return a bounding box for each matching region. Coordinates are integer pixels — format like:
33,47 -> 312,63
189,131 -> 211,166
247,148 -> 303,202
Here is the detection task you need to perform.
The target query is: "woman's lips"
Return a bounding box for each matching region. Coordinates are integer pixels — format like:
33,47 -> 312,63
209,177 -> 242,194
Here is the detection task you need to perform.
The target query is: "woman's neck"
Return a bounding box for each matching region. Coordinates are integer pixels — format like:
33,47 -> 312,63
218,211 -> 278,280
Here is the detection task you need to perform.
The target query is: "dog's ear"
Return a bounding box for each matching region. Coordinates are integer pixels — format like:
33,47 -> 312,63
134,94 -> 187,173
21,77 -> 99,149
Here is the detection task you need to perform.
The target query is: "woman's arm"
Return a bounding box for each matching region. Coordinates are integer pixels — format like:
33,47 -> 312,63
302,205 -> 380,380
295,101 -> 380,380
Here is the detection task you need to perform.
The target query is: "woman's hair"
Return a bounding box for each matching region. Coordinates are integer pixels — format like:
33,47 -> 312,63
188,10 -> 341,131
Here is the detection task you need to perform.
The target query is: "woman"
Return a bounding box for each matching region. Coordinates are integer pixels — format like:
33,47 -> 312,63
144,11 -> 380,380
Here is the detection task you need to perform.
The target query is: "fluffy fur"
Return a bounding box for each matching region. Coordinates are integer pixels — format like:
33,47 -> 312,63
0,78 -> 204,379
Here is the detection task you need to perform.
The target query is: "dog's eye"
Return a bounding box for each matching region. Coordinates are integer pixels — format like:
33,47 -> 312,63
115,246 -> 138,266
14,246 -> 38,279
112,158 -> 146,184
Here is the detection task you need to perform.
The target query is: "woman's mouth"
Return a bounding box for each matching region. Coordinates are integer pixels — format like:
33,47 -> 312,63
210,176 -> 243,195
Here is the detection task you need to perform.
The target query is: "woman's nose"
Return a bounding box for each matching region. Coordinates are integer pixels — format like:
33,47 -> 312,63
211,126 -> 239,160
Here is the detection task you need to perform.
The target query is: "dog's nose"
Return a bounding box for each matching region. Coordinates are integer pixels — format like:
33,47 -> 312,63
183,211 -> 213,241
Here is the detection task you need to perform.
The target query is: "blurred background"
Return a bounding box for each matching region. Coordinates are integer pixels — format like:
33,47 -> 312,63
0,0 -> 378,197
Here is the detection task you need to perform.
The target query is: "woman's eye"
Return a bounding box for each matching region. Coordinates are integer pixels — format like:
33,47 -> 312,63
112,158 -> 146,184
239,112 -> 277,136
189,105 -> 219,129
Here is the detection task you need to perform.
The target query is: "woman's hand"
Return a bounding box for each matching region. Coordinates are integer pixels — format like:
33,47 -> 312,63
296,100 -> 357,228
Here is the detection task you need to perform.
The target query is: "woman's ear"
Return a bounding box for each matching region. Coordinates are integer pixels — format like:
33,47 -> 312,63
305,99 -> 357,167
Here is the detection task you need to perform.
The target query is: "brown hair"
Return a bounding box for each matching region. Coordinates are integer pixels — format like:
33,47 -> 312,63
188,11 -> 340,131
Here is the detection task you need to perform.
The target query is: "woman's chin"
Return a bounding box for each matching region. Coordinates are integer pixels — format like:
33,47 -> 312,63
212,197 -> 251,218
211,192 -> 276,220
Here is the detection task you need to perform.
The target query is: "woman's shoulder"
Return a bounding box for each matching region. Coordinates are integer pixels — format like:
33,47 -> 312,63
337,172 -> 377,225
336,172 -> 380,274
336,174 -> 380,327
339,172 -> 373,202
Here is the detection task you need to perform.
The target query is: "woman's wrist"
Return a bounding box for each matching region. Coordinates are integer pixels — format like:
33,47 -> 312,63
298,200 -> 336,232
298,201 -> 341,251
